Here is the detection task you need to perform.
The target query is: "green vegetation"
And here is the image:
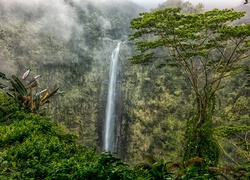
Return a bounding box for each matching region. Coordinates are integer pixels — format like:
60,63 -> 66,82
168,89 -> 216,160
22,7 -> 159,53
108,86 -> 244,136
1,92 -> 250,179
130,7 -> 250,169
0,92 -> 138,179
0,0 -> 143,149
0,0 -> 249,178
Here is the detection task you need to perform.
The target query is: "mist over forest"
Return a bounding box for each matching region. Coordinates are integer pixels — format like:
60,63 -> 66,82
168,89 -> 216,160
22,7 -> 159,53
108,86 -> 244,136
0,0 -> 250,179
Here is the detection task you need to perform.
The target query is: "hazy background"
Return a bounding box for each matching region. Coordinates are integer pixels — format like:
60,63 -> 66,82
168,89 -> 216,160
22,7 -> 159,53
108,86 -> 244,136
132,0 -> 243,11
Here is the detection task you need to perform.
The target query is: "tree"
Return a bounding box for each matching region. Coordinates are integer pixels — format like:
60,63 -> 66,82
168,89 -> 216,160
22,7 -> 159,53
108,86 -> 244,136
129,8 -> 250,168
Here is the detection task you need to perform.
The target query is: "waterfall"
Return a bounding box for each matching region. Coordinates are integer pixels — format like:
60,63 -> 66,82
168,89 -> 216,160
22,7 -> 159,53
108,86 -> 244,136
104,42 -> 121,151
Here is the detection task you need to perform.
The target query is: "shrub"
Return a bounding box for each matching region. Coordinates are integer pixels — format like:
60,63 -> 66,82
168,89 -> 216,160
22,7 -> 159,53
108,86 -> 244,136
0,96 -> 143,179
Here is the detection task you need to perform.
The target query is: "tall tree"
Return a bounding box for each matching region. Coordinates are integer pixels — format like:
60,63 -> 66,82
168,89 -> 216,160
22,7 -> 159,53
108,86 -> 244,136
129,8 -> 250,168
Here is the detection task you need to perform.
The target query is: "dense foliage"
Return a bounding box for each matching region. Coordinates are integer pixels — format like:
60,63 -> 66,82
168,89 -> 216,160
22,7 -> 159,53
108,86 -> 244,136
0,0 -> 249,172
0,92 -> 140,179
129,7 -> 250,168
1,92 -> 250,179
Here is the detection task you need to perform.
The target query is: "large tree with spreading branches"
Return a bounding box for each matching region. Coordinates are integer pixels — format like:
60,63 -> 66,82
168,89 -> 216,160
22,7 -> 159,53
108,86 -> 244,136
129,7 -> 250,168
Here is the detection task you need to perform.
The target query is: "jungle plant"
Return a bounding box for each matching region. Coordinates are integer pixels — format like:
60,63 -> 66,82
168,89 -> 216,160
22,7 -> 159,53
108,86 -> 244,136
0,70 -> 59,114
134,156 -> 221,179
129,7 -> 250,169
0,103 -> 132,179
0,96 -> 249,179
134,155 -> 175,179
233,162 -> 250,179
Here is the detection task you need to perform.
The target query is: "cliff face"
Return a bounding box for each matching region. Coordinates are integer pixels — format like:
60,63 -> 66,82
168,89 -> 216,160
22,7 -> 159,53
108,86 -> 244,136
0,0 -> 143,154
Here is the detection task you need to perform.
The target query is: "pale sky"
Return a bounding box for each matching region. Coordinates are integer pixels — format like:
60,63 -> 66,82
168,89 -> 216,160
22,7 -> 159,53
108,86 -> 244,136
132,0 -> 243,11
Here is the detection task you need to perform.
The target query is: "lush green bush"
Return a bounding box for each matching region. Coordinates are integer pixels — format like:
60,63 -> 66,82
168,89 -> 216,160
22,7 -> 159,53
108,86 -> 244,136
0,93 -> 144,179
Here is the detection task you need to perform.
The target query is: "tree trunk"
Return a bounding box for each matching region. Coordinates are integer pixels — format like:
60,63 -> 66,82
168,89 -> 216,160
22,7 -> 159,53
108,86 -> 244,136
183,93 -> 219,171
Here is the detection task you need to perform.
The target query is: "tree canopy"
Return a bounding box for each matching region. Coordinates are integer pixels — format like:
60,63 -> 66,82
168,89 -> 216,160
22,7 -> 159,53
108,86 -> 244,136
130,7 -> 250,168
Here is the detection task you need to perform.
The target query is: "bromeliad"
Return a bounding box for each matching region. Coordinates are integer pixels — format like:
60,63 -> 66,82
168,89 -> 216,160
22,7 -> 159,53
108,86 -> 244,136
0,70 -> 59,114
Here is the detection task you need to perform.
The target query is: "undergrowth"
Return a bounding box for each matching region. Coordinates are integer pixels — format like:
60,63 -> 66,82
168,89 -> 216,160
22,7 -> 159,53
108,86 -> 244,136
0,92 -> 249,179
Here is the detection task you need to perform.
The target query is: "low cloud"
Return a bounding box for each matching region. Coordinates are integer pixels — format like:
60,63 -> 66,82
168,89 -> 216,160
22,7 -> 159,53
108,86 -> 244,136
0,0 -> 83,42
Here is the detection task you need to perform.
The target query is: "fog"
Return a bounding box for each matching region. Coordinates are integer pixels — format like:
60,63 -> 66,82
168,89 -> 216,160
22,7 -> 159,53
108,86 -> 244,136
0,0 -> 125,42
0,0 -> 83,42
132,0 -> 243,11
0,0 -> 244,43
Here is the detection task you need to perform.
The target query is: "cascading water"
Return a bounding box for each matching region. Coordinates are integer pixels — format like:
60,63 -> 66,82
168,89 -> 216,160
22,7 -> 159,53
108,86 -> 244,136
104,42 -> 121,151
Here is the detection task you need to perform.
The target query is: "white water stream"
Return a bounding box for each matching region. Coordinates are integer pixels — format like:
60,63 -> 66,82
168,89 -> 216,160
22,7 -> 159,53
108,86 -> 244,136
104,42 -> 121,151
